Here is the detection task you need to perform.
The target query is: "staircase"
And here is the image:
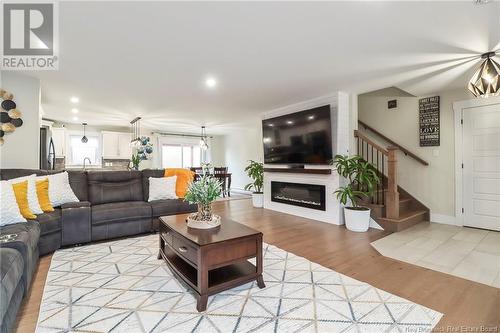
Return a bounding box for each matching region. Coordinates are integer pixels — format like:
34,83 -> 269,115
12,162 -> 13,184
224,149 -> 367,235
354,125 -> 430,232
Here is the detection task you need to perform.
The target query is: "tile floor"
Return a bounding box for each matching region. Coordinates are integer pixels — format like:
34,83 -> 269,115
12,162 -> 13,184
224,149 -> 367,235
371,223 -> 500,288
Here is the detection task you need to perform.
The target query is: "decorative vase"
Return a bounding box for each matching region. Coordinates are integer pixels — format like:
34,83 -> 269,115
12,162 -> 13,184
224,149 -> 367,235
196,203 -> 212,221
187,202 -> 221,229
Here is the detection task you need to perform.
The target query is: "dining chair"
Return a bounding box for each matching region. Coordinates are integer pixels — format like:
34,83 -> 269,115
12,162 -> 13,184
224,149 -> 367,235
213,167 -> 228,197
190,167 -> 203,174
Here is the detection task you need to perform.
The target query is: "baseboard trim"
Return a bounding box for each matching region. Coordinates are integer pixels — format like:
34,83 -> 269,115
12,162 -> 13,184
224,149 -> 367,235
230,188 -> 252,195
430,213 -> 462,226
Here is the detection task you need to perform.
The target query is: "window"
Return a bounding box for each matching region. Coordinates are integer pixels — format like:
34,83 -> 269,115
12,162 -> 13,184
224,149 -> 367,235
68,135 -> 100,166
162,144 -> 201,168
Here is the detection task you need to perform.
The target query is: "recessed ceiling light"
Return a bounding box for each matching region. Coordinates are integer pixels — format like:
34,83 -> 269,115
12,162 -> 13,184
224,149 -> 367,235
205,77 -> 217,88
70,96 -> 79,103
308,115 -> 315,120
71,108 -> 79,114
72,116 -> 78,121
268,123 -> 274,127
286,120 -> 294,125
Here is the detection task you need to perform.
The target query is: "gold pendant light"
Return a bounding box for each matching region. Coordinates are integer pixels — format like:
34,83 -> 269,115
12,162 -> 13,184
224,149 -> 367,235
468,52 -> 500,98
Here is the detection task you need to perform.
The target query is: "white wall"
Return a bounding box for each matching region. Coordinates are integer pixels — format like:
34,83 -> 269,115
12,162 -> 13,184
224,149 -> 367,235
222,122 -> 263,191
210,135 -> 226,167
358,87 -> 471,218
0,72 -> 41,169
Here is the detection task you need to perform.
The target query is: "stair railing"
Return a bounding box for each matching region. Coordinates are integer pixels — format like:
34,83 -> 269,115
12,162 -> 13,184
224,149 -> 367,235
354,130 -> 400,219
358,120 -> 429,166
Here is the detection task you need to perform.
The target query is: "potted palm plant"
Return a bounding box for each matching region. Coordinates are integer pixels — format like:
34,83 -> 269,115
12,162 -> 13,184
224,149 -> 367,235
244,160 -> 264,208
331,155 -> 380,232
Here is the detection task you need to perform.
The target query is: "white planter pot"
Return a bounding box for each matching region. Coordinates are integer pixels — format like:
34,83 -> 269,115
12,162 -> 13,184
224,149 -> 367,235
252,193 -> 264,208
344,207 -> 371,232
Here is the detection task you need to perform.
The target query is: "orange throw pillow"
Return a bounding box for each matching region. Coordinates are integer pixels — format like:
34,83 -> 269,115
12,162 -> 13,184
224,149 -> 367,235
164,168 -> 195,198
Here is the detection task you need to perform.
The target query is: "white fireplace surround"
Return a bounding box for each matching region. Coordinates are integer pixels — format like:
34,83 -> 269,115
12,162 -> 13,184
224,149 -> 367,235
264,171 -> 342,224
262,92 -> 350,225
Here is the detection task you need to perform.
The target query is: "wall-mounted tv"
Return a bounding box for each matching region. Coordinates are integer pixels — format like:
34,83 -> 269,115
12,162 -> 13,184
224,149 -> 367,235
262,105 -> 332,165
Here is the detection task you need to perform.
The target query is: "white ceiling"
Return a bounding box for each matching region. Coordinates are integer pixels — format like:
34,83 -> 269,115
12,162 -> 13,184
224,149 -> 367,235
25,1 -> 500,134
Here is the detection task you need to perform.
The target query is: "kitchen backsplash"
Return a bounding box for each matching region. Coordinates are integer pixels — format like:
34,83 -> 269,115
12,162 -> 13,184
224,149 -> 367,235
102,159 -> 130,170
55,157 -> 65,171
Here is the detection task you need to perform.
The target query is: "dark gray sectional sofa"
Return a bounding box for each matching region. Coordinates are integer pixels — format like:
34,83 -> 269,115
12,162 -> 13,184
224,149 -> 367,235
0,169 -> 196,333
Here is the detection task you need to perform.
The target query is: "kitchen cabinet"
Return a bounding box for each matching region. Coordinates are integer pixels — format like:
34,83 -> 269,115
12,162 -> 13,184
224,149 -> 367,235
102,131 -> 132,159
51,127 -> 66,157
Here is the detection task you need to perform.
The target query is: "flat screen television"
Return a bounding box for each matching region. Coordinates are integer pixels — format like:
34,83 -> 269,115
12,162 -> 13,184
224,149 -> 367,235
262,105 -> 332,165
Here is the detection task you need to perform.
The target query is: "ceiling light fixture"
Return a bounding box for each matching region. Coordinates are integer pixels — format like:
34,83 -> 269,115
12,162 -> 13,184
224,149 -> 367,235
72,116 -> 78,121
71,108 -> 78,114
70,96 -> 79,104
130,117 -> 142,147
205,77 -> 217,88
286,120 -> 294,125
200,126 -> 209,150
468,51 -> 500,98
81,123 -> 88,143
308,115 -> 315,120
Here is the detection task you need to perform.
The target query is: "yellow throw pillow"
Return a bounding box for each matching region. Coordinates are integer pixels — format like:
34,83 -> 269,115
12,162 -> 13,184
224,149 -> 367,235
12,181 -> 37,219
36,178 -> 54,213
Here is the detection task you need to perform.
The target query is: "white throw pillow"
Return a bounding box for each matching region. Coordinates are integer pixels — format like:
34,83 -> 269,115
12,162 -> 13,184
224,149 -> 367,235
148,176 -> 178,201
0,180 -> 27,225
8,174 -> 43,215
37,172 -> 79,207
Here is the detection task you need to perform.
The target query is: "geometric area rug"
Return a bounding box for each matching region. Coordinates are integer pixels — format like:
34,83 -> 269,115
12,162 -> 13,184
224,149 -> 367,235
36,235 -> 443,333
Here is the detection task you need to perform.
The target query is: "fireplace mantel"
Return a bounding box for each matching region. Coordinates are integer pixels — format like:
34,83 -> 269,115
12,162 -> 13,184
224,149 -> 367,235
263,168 -> 332,175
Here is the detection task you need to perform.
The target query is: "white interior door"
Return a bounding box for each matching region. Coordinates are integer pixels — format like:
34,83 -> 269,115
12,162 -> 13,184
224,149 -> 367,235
463,103 -> 500,231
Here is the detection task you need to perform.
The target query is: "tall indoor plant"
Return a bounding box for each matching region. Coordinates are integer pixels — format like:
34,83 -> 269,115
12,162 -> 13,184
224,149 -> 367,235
331,155 -> 380,232
244,160 -> 264,208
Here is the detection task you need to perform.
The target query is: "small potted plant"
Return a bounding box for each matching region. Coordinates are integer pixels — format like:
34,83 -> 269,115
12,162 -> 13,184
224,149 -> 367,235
331,155 -> 380,232
244,160 -> 264,208
184,173 -> 223,229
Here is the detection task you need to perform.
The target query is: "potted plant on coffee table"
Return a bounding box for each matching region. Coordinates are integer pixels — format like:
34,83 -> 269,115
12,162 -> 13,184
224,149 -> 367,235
331,155 -> 380,232
184,173 -> 223,229
244,160 -> 264,208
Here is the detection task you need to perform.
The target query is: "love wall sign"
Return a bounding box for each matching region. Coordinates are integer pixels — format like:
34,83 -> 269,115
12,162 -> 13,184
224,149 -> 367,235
419,96 -> 440,147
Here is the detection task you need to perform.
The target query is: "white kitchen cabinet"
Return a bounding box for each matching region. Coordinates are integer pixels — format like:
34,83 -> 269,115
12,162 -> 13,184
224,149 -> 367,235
51,127 -> 66,157
102,131 -> 132,159
118,133 -> 132,159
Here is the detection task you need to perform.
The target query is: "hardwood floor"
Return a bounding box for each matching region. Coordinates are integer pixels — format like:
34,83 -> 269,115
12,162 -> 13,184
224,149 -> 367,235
14,199 -> 500,332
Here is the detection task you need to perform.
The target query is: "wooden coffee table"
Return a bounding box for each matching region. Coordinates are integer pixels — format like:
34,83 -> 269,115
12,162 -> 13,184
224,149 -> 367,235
158,214 -> 265,312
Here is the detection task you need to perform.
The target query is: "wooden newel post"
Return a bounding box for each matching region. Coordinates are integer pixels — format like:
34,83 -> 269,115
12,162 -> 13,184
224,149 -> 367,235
386,146 -> 399,219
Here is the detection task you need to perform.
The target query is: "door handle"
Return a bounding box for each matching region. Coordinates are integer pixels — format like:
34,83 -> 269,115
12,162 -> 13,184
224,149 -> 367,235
178,246 -> 188,253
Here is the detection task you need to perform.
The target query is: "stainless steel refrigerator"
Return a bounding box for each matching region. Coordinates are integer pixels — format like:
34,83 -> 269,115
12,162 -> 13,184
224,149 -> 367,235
40,126 -> 55,170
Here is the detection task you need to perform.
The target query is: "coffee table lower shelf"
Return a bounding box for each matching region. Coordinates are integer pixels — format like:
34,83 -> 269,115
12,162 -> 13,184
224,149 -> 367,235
159,245 -> 264,311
